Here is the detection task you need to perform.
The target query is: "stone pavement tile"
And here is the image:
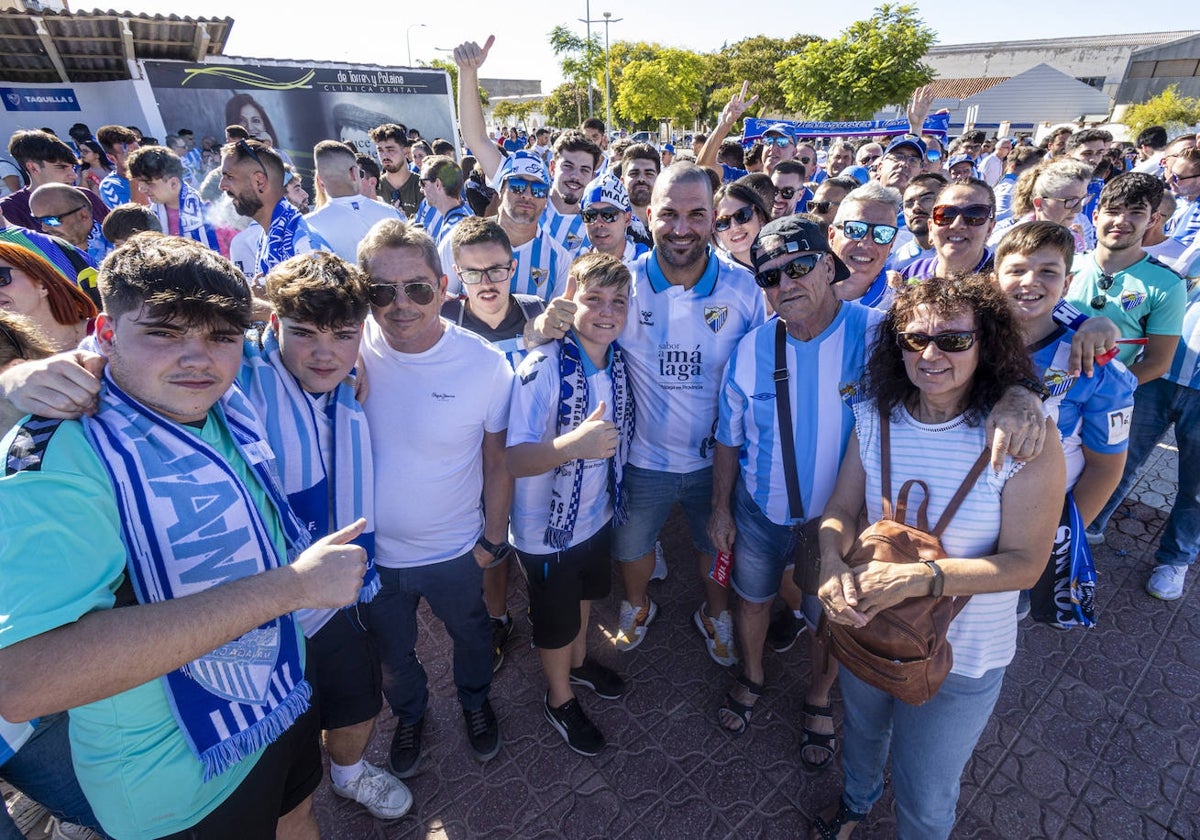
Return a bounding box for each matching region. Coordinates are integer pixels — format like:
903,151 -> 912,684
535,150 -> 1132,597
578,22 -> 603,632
616,775 -> 736,840
991,731 -> 1095,817
685,754 -> 783,828
514,769 -> 629,839
1168,785 -> 1200,838
959,766 -> 1073,838
1123,659 -> 1200,730
727,787 -> 813,839
589,732 -> 692,816
1071,781 -> 1171,840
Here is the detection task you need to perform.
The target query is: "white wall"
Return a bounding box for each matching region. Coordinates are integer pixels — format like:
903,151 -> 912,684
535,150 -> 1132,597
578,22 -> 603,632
0,78 -> 158,140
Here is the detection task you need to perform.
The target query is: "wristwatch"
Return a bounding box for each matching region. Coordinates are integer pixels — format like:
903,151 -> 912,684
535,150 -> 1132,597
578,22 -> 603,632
922,560 -> 945,598
477,536 -> 509,562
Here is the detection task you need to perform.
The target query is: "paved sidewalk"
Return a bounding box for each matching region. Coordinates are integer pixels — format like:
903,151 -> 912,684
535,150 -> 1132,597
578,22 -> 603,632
304,431 -> 1189,839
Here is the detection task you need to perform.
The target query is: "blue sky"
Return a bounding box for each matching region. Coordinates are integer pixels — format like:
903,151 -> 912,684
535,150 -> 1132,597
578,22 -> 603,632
108,1 -> 1189,92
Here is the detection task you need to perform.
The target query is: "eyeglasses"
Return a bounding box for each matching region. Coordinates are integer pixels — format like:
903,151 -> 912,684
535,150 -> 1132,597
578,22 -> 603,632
836,220 -> 898,245
884,152 -> 922,167
458,264 -> 513,285
237,138 -> 268,177
1041,194 -> 1085,210
931,204 -> 993,226
368,281 -> 437,307
0,323 -> 25,361
1171,172 -> 1200,183
581,208 -> 622,224
0,266 -> 12,287
797,156 -> 812,164
755,253 -> 824,288
776,186 -> 799,201
33,205 -> 88,227
859,154 -> 881,164
804,199 -> 840,215
504,177 -> 549,198
714,205 -> 757,231
1089,272 -> 1116,310
896,331 -> 978,353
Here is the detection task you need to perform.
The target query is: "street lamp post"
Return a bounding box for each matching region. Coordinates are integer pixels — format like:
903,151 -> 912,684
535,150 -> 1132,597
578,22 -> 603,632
406,23 -> 426,67
602,12 -> 622,135
577,1 -> 595,118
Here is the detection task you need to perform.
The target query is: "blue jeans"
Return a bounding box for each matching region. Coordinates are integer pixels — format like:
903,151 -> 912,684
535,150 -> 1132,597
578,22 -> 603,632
731,480 -> 797,603
1091,378 -> 1200,567
839,666 -> 1005,840
611,464 -> 716,561
368,552 -> 493,725
0,713 -> 107,840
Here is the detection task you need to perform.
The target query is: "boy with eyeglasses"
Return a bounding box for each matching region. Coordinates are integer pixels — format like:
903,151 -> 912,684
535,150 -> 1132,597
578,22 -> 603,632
1063,172 -> 1185,384
993,221 -> 1136,625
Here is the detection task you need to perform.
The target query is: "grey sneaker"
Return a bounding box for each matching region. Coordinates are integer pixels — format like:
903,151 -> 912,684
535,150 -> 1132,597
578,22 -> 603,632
614,599 -> 658,652
650,541 -> 668,581
1085,527 -> 1106,546
1146,564 -> 1188,600
332,761 -> 413,819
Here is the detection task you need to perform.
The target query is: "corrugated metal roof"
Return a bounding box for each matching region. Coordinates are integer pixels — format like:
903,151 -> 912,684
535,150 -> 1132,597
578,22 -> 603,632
925,76 -> 1009,100
0,8 -> 233,83
928,30 -> 1199,54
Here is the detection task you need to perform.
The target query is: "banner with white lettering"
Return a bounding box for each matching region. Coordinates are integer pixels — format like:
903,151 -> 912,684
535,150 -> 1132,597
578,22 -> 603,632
1,87 -> 80,112
742,113 -> 951,142
141,60 -> 456,175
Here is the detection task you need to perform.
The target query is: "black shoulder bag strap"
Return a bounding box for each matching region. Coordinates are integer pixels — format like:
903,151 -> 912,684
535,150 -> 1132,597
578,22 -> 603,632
774,319 -> 805,523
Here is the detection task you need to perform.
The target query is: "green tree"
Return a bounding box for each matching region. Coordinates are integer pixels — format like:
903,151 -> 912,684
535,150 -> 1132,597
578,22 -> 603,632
615,49 -> 707,127
1123,85 -> 1200,138
708,35 -> 820,121
549,25 -> 604,106
542,82 -> 600,128
777,4 -> 936,120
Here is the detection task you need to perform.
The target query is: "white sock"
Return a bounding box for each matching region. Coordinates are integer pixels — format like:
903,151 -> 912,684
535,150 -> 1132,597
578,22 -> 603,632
330,758 -> 365,788
793,609 -> 806,620
490,613 -> 510,624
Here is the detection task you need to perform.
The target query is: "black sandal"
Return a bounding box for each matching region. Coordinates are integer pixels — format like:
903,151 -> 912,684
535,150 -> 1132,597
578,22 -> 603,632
799,701 -> 838,770
810,797 -> 867,840
717,672 -> 763,734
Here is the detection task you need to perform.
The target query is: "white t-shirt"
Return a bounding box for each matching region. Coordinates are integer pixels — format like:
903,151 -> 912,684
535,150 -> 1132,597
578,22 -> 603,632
620,248 -> 766,473
507,343 -> 615,553
360,318 -> 514,567
229,223 -> 263,277
305,195 -> 402,263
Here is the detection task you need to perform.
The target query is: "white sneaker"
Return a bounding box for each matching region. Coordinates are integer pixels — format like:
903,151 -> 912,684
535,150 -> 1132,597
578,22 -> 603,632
614,599 -> 657,651
650,541 -> 668,581
51,820 -> 104,840
1085,528 -> 1106,546
332,761 -> 414,820
1146,565 -> 1188,601
693,606 -> 738,666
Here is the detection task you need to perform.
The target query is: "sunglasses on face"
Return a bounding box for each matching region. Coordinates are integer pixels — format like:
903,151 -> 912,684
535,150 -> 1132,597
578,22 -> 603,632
714,205 -> 757,231
368,281 -> 436,307
797,156 -> 812,164
776,186 -> 799,201
1089,272 -> 1116,310
0,266 -> 12,286
804,199 -> 840,215
836,220 -> 898,245
762,136 -> 794,148
459,264 -> 513,285
755,253 -> 824,288
1042,194 -> 1085,210
931,204 -> 993,226
33,205 -> 88,227
504,177 -> 549,198
859,154 -> 881,164
896,330 -> 978,353
581,208 -> 621,224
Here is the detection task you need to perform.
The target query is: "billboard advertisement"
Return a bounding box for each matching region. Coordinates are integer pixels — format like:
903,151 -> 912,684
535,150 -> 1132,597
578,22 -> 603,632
141,59 -> 457,175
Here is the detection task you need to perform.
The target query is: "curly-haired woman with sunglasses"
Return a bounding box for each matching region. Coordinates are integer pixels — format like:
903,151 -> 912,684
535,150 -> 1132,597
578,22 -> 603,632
900,178 -> 997,282
811,273 -> 1064,840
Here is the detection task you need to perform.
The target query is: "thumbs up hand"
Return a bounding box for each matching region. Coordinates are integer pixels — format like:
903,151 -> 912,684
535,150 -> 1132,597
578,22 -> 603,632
287,518 -> 368,610
529,274 -> 579,345
563,400 -> 618,461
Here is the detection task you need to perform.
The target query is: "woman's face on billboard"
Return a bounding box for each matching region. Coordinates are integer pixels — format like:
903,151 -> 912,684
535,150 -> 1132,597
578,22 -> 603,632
239,103 -> 271,143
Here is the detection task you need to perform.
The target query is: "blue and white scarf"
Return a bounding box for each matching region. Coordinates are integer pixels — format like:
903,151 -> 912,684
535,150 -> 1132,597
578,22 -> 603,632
154,181 -> 220,251
83,371 -> 312,781
255,199 -> 330,277
239,330 -> 378,606
544,332 -> 633,549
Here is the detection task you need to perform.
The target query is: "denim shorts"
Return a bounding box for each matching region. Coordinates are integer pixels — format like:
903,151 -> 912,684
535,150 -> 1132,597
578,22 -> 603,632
731,480 -> 799,603
611,464 -> 717,561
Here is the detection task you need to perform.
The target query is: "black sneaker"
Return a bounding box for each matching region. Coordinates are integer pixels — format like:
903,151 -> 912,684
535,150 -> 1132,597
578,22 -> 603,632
767,610 -> 805,654
463,700 -> 500,762
491,614 -> 512,673
569,658 -> 626,700
387,717 -> 424,779
544,694 -> 605,756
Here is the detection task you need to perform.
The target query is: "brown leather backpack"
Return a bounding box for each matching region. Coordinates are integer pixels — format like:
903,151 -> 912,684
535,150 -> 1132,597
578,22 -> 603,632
825,412 -> 991,706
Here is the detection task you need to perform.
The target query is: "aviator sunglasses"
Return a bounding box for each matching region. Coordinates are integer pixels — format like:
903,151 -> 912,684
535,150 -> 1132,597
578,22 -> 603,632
896,331 -> 978,353
504,177 -> 549,199
368,281 -> 437,307
755,253 -> 824,289
931,204 -> 993,226
714,205 -> 757,231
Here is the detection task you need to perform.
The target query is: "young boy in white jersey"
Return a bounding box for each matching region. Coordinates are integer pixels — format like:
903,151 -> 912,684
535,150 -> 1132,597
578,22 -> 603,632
506,252 -> 634,756
994,221 -> 1136,625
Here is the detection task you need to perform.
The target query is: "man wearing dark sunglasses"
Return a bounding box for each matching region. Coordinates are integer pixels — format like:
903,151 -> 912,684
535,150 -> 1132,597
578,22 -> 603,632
219,138 -> 330,280
28,183 -> 110,267
357,219 -> 513,772
1166,147 -> 1200,249
770,160 -> 810,220
579,173 -> 647,265
827,182 -> 902,308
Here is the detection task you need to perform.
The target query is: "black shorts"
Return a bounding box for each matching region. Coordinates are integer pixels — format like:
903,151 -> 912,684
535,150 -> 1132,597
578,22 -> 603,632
516,524 -> 612,649
308,605 -> 383,731
158,662 -> 323,840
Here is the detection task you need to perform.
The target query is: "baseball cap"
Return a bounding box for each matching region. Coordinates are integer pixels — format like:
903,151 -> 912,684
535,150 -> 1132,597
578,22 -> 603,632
762,122 -> 796,140
662,143 -> 676,154
884,134 -> 927,160
947,153 -> 976,170
750,216 -> 850,282
492,150 -> 549,190
579,174 -> 630,211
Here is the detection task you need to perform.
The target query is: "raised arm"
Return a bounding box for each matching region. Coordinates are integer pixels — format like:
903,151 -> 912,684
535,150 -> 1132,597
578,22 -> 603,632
697,81 -> 759,171
454,36 -> 503,181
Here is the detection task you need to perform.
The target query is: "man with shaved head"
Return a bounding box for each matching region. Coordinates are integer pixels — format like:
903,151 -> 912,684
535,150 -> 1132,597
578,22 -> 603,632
28,183 -> 110,264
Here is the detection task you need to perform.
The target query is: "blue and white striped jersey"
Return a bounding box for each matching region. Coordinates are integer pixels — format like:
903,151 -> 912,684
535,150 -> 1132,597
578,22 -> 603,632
1164,280 -> 1200,390
718,302 -> 883,525
621,248 -> 766,473
539,202 -> 589,254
